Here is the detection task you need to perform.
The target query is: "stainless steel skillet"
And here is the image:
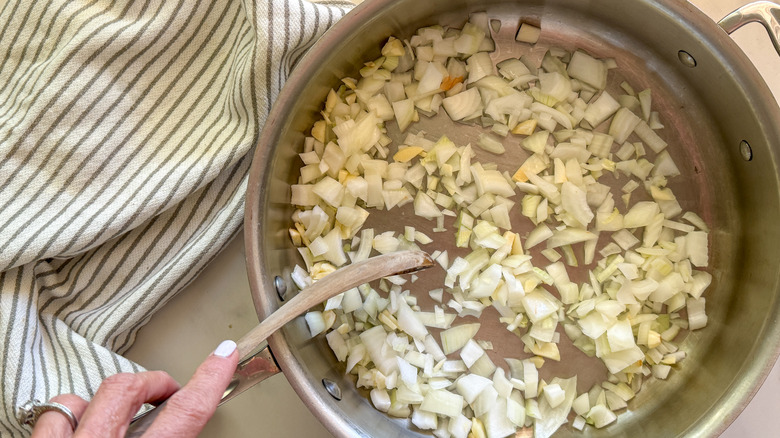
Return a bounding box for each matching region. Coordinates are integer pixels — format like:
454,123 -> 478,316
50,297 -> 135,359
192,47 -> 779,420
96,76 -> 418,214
244,0 -> 780,436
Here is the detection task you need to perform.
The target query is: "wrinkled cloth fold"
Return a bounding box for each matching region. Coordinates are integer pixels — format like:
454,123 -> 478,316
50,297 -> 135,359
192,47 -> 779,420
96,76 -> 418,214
0,0 -> 351,435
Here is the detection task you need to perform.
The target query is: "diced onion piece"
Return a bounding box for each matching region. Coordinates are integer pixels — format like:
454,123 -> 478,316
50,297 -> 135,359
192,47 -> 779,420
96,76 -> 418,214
460,339 -> 485,368
547,228 -> 597,249
531,102 -> 573,130
370,388 -> 392,413
522,290 -> 560,323
608,107 -> 641,144
683,211 -> 710,232
311,176 -> 343,208
638,88 -> 652,121
686,230 -> 709,267
414,191 -> 443,219
454,22 -> 486,56
394,146 -> 424,163
516,23 -> 541,44
393,98 -> 416,132
467,52 -> 493,84
397,298 -> 430,340
326,330 -> 349,361
480,397 -> 516,438
455,373 -> 493,404
587,404 -> 617,428
606,318 -> 635,352
634,120 -> 668,152
360,325 -> 398,376
561,182 -> 594,226
417,62 -> 446,95
653,151 -> 680,178
448,414 -> 473,438
567,51 -> 607,89
623,201 -> 661,228
543,384 -> 565,408
523,358 -> 539,398
539,72 -> 572,105
442,87 -> 482,121
535,377 -> 577,438
373,232 -> 400,254
420,389 -> 465,418
602,346 -> 644,374
583,91 -> 620,127
612,229 -> 639,250
321,228 -> 348,266
477,133 -> 506,155
475,75 -> 516,97
522,130 -> 550,155
382,37 -> 406,57
397,356 -> 419,386
688,297 -> 708,330
653,364 -> 672,380
525,223 -> 554,249
412,409 -> 438,430
572,393 -> 590,416
441,323 -> 481,354
305,311 -> 326,337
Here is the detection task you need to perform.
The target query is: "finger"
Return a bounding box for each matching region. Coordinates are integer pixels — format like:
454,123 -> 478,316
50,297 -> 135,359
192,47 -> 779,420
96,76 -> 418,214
74,371 -> 180,438
143,340 -> 239,438
31,394 -> 89,438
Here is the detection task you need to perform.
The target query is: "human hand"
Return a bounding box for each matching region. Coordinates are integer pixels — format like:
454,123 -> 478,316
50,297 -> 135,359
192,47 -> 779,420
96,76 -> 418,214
29,340 -> 239,438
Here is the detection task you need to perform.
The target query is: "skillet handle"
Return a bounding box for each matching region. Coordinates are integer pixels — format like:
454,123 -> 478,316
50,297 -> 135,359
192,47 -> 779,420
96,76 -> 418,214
718,1 -> 780,57
124,345 -> 281,437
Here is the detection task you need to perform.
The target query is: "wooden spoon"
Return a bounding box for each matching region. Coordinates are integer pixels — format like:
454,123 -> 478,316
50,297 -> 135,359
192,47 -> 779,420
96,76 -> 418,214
126,249 -> 433,436
234,249 -> 433,359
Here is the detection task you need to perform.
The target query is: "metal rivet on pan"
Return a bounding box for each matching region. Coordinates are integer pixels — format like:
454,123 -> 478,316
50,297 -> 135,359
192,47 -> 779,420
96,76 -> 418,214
274,276 -> 287,301
322,378 -> 342,400
739,140 -> 753,161
678,50 -> 697,68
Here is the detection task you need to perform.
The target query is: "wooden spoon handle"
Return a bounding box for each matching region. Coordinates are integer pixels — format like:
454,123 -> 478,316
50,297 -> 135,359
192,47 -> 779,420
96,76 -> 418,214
126,250 -> 432,437
235,249 -> 433,360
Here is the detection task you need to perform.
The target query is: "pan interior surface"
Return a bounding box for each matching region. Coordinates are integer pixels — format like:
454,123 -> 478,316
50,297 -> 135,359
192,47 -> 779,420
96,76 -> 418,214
245,0 -> 780,437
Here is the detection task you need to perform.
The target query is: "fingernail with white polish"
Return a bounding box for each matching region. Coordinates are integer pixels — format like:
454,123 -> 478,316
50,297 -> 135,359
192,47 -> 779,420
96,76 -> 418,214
213,340 -> 237,358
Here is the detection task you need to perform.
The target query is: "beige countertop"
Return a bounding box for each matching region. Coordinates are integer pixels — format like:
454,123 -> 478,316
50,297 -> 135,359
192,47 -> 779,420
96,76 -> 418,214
125,0 -> 780,436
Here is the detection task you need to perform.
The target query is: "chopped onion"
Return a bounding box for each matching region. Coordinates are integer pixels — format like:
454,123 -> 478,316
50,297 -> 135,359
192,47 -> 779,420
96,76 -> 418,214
291,15 -> 712,437
397,298 -> 429,340
535,377 -> 577,438
392,99 -> 416,132
370,388 -> 392,412
686,231 -> 709,267
477,133 -> 506,155
516,23 -> 541,44
561,182 -> 594,226
583,91 -> 620,127
608,107 -> 641,144
623,201 -> 661,228
454,373 -> 493,405
412,409 -> 438,430
467,52 -> 494,84
440,323 -> 481,354
442,87 -> 482,121
567,51 -> 607,89
634,120 -> 668,152
421,389 -> 465,418
480,397 -> 516,438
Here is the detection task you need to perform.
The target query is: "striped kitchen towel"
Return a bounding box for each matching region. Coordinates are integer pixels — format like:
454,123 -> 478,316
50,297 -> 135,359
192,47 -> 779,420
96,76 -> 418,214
0,0 -> 352,435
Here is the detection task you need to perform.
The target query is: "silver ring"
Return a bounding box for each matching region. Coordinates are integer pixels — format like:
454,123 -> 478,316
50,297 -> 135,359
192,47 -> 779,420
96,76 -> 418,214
17,399 -> 78,431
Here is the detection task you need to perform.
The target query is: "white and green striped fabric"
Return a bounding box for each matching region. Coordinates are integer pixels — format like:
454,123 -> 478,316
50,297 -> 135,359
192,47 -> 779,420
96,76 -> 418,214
0,0 -> 351,435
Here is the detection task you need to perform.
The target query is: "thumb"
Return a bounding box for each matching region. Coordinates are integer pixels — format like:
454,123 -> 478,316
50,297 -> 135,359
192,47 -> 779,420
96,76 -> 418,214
142,340 -> 239,438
